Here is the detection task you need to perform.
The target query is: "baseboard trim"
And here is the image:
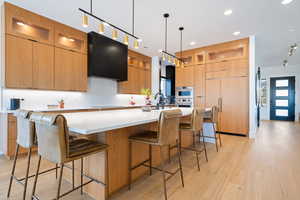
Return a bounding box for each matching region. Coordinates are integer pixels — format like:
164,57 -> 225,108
218,132 -> 247,137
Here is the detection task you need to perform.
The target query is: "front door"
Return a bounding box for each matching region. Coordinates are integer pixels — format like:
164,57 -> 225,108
270,76 -> 295,121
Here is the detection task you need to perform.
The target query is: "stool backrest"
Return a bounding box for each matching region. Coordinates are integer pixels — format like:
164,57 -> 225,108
158,109 -> 182,146
16,110 -> 35,148
191,108 -> 204,132
30,113 -> 69,164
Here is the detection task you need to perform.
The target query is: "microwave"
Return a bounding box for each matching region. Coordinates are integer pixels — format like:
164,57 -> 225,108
175,87 -> 194,107
175,87 -> 194,98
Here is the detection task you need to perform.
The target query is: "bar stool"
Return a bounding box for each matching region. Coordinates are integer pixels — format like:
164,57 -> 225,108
7,110 -> 60,200
30,113 -> 109,200
169,108 -> 208,171
128,109 -> 184,200
203,106 -> 222,152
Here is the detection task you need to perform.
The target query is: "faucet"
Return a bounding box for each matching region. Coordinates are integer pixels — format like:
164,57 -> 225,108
154,91 -> 166,110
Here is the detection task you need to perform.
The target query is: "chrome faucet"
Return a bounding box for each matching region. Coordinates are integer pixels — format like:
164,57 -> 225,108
154,91 -> 166,110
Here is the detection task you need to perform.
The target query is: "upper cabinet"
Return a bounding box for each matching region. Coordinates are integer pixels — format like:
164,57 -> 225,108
54,22 -> 87,54
118,50 -> 152,95
5,2 -> 54,45
194,51 -> 205,65
205,39 -> 249,63
176,50 -> 195,67
5,34 -> 33,88
4,3 -> 88,92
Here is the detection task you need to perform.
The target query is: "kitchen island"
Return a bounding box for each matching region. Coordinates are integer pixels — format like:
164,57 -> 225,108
61,108 -> 194,199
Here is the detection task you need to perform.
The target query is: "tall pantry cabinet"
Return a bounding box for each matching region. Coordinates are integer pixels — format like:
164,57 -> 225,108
176,39 -> 249,136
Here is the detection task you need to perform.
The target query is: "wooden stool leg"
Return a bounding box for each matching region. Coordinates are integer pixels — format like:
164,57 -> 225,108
56,164 -> 64,200
81,158 -> 83,195
213,123 -> 219,152
7,144 -> 20,198
72,161 -> 75,189
201,130 -> 208,162
128,141 -> 132,190
23,147 -> 32,200
149,144 -> 152,176
31,155 -> 42,199
218,132 -> 222,147
179,130 -> 182,155
160,146 -> 168,200
55,164 -> 58,179
177,141 -> 184,188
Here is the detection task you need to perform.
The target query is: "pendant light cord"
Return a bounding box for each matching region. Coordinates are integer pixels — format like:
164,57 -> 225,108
90,0 -> 93,14
132,0 -> 135,35
165,16 -> 167,52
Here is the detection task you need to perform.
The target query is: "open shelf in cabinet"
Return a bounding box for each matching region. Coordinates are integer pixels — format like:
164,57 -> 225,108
207,46 -> 245,63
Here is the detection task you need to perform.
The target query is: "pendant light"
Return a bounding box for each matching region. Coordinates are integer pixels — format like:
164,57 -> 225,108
98,23 -> 104,34
82,14 -> 88,27
112,29 -> 118,40
124,35 -> 129,45
79,0 -> 142,47
160,13 -> 182,65
134,40 -> 139,49
132,0 -> 139,49
179,27 -> 184,68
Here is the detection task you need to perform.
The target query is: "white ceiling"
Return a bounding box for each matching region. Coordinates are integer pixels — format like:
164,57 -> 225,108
5,0 -> 300,67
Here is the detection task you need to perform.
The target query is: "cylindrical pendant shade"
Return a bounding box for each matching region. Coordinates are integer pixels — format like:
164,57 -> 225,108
124,35 -> 129,45
112,29 -> 118,40
134,40 -> 139,49
98,23 -> 105,34
82,14 -> 88,27
162,54 -> 166,61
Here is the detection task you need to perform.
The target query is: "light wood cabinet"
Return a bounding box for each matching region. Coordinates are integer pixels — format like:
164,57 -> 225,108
118,50 -> 151,94
54,47 -> 87,91
5,34 -> 33,88
54,22 -> 87,54
193,65 -> 205,108
5,2 -> 54,45
4,3 -> 88,92
33,42 -> 55,89
206,60 -> 248,79
205,77 -> 248,135
219,77 -> 249,135
175,66 -> 194,87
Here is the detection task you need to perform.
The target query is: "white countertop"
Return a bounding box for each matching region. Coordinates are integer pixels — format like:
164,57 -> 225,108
63,108 -> 193,135
0,104 -> 158,114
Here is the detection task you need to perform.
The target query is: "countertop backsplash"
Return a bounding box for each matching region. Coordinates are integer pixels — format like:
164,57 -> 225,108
1,77 -> 149,112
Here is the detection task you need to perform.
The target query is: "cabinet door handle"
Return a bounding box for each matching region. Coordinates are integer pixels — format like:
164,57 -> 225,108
218,97 -> 223,112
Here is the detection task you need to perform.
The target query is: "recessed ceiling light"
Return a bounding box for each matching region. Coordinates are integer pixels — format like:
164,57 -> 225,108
190,41 -> 196,46
224,9 -> 233,16
233,31 -> 241,36
281,0 -> 293,5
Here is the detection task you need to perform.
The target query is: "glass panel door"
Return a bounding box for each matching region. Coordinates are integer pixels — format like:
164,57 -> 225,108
270,76 -> 295,121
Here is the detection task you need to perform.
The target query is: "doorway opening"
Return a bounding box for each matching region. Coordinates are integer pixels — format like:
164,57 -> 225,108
270,76 -> 295,121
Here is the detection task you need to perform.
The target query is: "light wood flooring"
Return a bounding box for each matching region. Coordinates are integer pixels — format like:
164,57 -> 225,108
1,120 -> 300,200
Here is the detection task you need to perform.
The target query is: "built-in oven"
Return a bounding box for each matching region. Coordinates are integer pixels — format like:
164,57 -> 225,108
175,87 -> 194,107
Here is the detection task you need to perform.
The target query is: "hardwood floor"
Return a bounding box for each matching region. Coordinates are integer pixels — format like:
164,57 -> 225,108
1,120 -> 300,200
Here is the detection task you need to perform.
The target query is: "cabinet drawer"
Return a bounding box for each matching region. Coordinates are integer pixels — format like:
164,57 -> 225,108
5,2 -> 54,45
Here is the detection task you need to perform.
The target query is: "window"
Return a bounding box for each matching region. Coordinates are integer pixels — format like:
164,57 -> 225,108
276,90 -> 289,97
276,109 -> 288,116
276,100 -> 288,107
276,80 -> 289,87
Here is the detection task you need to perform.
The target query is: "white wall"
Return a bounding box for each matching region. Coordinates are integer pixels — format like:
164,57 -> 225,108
248,36 -> 257,138
260,64 -> 300,121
